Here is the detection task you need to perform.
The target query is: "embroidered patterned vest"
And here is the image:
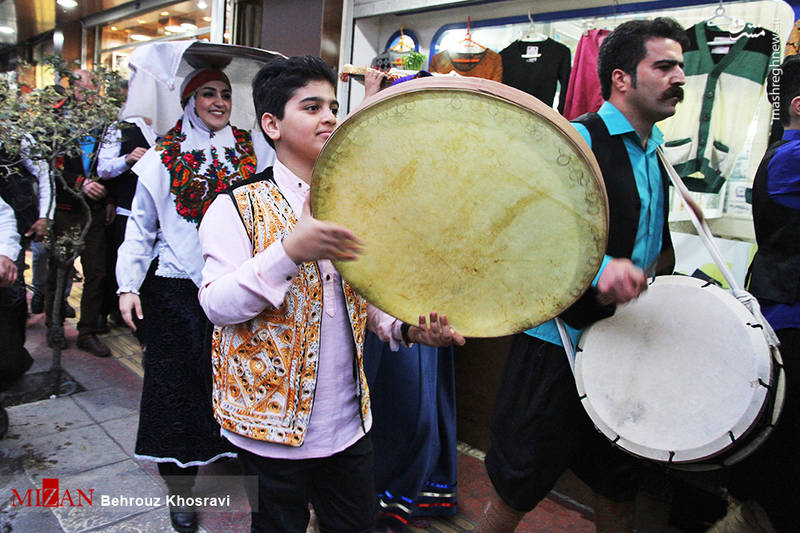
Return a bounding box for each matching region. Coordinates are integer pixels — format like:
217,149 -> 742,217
210,169 -> 370,446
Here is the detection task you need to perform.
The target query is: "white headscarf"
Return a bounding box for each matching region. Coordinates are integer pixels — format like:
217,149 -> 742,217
130,70 -> 256,286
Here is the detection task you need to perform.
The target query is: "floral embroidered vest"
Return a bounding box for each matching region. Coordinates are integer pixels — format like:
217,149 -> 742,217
210,170 -> 370,446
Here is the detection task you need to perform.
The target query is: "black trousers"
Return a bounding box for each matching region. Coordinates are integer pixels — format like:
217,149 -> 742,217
0,247 -> 33,389
485,333 -> 641,512
237,435 -> 377,533
45,208 -> 107,336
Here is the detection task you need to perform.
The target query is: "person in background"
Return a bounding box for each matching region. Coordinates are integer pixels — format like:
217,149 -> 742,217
117,67 -> 258,533
724,54 -> 800,533
359,67 -> 459,533
478,18 -> 686,533
45,70 -> 111,357
97,111 -> 155,334
0,194 -> 22,439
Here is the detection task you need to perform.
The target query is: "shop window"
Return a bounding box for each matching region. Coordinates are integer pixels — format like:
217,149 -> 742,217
427,0 -> 793,228
96,0 -> 214,79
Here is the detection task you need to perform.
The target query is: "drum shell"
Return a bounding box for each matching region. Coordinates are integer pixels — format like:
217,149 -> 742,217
575,275 -> 785,470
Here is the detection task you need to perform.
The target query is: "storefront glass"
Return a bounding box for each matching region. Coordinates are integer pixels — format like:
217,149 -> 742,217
94,0 -> 225,79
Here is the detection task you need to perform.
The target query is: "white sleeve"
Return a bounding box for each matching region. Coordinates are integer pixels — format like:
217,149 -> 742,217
116,181 -> 158,294
19,136 -> 52,218
0,195 -> 21,260
97,127 -> 129,179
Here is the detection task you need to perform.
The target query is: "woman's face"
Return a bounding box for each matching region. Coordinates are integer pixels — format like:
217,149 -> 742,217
193,80 -> 231,131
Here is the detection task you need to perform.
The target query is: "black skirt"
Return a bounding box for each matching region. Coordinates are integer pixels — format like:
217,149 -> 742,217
134,275 -> 234,466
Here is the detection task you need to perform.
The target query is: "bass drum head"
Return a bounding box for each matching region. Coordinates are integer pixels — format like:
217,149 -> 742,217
576,275 -> 774,465
311,77 -> 608,337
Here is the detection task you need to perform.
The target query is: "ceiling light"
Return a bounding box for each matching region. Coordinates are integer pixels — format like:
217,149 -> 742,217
165,23 -> 183,32
180,22 -> 197,30
138,19 -> 146,24
197,1 -> 208,9
202,16 -> 211,22
57,0 -> 78,8
130,33 -> 151,41
110,26 -> 117,31
160,11 -> 169,16
0,26 -> 14,34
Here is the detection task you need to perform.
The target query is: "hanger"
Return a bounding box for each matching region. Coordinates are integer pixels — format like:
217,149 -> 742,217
704,0 -> 746,36
451,17 -> 487,62
520,11 -> 548,43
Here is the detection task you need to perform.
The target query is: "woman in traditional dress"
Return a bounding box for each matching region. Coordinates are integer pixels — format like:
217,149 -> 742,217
117,68 -> 258,533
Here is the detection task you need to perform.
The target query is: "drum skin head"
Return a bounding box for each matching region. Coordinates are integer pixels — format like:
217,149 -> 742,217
311,77 -> 608,337
576,275 -> 775,464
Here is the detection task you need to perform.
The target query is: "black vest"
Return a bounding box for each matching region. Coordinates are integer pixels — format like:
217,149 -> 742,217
110,123 -> 149,211
0,146 -> 39,235
748,140 -> 800,305
560,112 -> 674,329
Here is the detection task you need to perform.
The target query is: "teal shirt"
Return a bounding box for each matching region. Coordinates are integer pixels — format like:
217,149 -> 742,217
526,101 -> 666,347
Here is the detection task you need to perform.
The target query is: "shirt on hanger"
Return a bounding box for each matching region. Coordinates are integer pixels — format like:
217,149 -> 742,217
562,29 -> 610,121
429,49 -> 503,82
659,22 -> 778,193
500,39 -> 571,113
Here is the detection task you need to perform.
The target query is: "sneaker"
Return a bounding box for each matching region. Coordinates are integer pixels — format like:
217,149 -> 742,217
63,302 -> 76,318
77,334 -> 111,358
30,293 -> 44,314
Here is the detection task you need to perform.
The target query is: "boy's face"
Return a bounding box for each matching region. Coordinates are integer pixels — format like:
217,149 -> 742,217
262,79 -> 339,163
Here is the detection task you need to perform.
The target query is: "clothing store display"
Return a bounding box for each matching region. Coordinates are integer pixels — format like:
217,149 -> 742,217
429,49 -> 503,81
562,29 -> 609,120
659,22 -> 777,193
500,39 -> 571,112
786,18 -> 799,57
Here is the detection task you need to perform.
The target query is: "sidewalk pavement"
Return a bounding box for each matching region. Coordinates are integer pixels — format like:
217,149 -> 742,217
0,285 -> 594,533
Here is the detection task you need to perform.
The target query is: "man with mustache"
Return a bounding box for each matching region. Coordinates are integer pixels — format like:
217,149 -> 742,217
478,18 -> 687,533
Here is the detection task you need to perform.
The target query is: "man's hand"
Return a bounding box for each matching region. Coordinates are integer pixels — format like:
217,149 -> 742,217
81,180 -> 107,200
0,255 -> 17,288
24,217 -> 48,242
125,147 -> 148,166
409,312 -> 466,347
364,68 -> 389,98
119,292 -> 143,331
596,258 -> 647,305
105,203 -> 116,225
282,193 -> 363,264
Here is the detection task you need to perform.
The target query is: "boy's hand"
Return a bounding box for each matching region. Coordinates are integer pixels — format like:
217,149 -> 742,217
409,312 -> 466,347
283,193 -> 363,264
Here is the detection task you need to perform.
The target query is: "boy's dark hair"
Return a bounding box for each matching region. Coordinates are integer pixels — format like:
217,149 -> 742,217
252,55 -> 337,148
769,55 -> 800,126
598,17 -> 689,100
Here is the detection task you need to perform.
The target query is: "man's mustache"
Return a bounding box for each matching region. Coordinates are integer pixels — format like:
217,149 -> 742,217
662,86 -> 684,102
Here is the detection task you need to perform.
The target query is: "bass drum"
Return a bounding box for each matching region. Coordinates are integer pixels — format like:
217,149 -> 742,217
311,76 -> 608,337
575,275 -> 785,470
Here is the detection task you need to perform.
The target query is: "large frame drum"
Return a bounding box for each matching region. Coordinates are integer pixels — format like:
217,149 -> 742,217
575,275 -> 785,470
311,76 -> 609,337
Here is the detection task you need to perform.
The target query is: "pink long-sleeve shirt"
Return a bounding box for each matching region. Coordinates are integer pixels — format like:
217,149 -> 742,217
198,159 -> 403,459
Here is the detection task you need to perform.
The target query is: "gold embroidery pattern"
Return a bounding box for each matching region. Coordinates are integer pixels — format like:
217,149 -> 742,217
211,178 -> 369,445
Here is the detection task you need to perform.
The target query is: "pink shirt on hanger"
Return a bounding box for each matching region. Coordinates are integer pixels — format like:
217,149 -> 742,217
563,29 -> 610,120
